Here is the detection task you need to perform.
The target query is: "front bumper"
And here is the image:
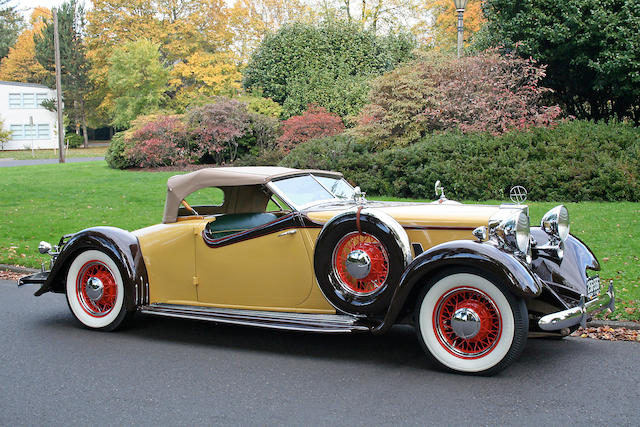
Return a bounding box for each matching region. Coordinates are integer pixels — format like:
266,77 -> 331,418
17,271 -> 49,287
538,281 -> 615,331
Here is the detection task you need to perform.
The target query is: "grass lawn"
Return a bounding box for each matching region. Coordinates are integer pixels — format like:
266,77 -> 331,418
2,161 -> 638,321
0,146 -> 107,160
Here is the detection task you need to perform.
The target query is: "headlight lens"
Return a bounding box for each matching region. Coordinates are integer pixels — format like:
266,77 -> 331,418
515,211 -> 530,253
492,210 -> 531,256
541,205 -> 570,242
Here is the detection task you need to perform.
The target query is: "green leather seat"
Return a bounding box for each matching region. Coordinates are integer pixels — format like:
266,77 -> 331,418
206,213 -> 278,239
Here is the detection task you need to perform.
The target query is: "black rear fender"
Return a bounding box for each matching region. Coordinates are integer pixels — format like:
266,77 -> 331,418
35,226 -> 149,311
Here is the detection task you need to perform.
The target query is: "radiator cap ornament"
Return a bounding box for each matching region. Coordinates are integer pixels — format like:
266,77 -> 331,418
510,185 -> 527,204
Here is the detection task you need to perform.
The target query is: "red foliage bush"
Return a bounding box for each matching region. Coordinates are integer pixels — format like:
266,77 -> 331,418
126,115 -> 190,167
187,98 -> 250,163
423,50 -> 562,135
354,50 -> 562,147
277,105 -> 345,152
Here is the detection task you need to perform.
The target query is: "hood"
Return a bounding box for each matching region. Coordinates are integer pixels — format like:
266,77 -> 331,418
304,200 -> 518,229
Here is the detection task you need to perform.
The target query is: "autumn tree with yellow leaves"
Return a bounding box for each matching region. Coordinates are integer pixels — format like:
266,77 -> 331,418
424,0 -> 485,49
0,7 -> 52,84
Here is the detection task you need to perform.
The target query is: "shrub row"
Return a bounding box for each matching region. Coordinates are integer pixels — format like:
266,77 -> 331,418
105,99 -> 345,169
281,120 -> 640,202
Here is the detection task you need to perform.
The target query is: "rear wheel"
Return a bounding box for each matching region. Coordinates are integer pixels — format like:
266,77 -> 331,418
65,249 -> 131,331
415,270 -> 528,375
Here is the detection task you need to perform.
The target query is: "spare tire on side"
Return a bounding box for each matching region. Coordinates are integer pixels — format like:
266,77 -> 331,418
313,209 -> 412,315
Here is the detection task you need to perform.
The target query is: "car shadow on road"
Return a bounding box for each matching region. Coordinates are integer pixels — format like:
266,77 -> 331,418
83,312 -> 590,376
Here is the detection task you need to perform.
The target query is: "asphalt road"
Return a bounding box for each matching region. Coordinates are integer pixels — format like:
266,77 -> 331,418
2,280 -> 638,426
0,157 -> 104,167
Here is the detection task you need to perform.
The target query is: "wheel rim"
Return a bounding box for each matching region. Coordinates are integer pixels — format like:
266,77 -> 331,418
433,286 -> 502,359
332,232 -> 389,295
75,260 -> 118,317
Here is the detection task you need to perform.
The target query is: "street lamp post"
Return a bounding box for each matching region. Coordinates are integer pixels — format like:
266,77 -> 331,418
453,0 -> 469,58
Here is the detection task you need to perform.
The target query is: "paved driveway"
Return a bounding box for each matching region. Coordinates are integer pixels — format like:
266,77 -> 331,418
1,280 -> 638,426
0,157 -> 104,167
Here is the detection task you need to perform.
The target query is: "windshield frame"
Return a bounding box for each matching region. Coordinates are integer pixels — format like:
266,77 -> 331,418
266,173 -> 355,210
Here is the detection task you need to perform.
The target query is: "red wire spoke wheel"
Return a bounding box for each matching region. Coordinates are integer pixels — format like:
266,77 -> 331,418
66,249 -> 129,331
332,232 -> 390,295
314,213 -> 407,314
416,271 -> 528,375
76,260 -> 118,317
433,287 -> 502,359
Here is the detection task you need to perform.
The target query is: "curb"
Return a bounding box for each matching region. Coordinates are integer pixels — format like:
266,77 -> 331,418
2,262 -> 639,330
0,264 -> 38,274
586,320 -> 640,330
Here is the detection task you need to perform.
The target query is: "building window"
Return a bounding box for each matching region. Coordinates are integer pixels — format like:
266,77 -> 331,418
9,124 -> 23,139
37,124 -> 49,138
9,93 -> 21,108
36,93 -> 48,106
9,124 -> 51,140
8,92 -> 50,109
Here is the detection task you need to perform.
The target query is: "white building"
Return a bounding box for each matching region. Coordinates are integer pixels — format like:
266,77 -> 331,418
0,81 -> 61,150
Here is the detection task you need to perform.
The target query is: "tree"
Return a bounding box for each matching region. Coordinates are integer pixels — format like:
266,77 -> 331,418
424,0 -> 485,49
0,8 -> 52,84
318,0 -> 428,36
479,0 -> 640,124
108,39 -> 169,129
243,21 -> 415,117
169,51 -> 242,111
0,0 -> 22,60
354,50 -> 562,147
0,115 -> 11,150
35,1 -> 92,147
228,0 -> 313,62
86,0 -> 235,125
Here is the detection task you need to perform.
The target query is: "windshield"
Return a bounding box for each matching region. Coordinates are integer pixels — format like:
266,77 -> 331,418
315,176 -> 355,199
269,174 -> 355,209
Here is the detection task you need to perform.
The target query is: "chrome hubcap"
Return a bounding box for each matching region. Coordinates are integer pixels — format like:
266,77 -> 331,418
451,307 -> 481,339
85,277 -> 104,302
345,249 -> 371,279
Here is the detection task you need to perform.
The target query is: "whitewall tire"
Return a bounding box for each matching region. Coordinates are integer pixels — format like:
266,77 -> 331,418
416,270 -> 528,375
66,250 -> 128,331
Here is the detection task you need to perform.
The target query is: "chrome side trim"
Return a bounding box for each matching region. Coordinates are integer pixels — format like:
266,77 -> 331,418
538,281 -> 615,331
140,304 -> 370,333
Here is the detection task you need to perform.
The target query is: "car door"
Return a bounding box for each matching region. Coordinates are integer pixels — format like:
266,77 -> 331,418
193,215 -> 315,309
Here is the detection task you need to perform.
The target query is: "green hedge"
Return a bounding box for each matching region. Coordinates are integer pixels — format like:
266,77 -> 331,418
281,121 -> 640,201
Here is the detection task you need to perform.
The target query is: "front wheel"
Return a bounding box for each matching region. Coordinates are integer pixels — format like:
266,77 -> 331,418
65,249 -> 131,331
415,270 -> 528,375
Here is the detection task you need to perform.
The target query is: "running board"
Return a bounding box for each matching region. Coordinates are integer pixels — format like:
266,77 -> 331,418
139,303 -> 370,333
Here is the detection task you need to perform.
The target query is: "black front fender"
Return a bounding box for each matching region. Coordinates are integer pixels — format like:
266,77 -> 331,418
372,239 -> 543,334
35,226 -> 149,311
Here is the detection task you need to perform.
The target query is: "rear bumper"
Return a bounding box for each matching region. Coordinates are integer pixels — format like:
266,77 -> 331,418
17,271 -> 49,287
538,281 -> 615,331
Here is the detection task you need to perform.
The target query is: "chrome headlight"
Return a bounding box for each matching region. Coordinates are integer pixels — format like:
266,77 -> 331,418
541,205 -> 570,242
490,210 -> 531,262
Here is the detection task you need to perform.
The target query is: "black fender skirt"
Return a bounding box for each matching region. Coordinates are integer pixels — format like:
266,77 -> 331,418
34,226 -> 149,311
372,239 -> 544,334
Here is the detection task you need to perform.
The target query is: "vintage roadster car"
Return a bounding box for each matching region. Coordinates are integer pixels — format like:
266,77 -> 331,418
19,167 -> 615,375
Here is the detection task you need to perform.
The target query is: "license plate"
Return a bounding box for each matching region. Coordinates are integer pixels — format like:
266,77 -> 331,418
586,275 -> 600,300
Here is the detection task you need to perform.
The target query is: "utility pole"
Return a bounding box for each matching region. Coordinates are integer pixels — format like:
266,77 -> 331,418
53,9 -> 65,163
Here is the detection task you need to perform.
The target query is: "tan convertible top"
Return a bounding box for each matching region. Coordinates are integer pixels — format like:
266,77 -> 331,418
163,166 -> 343,223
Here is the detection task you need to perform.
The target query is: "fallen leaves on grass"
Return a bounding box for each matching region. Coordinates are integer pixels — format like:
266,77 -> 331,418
571,326 -> 640,342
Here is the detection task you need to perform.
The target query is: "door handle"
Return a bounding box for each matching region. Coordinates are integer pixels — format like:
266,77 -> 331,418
278,229 -> 297,237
